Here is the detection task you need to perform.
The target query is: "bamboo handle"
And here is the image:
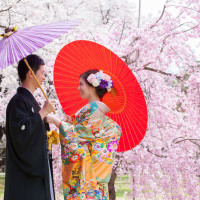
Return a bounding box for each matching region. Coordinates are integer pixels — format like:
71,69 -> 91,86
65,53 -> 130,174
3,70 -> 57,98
24,58 -> 56,114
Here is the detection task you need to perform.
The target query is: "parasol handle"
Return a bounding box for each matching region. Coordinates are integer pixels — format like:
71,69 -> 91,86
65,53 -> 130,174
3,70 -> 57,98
23,58 -> 56,114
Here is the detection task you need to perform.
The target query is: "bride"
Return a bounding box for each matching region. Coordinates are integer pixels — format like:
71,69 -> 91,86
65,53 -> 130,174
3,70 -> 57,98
47,69 -> 121,200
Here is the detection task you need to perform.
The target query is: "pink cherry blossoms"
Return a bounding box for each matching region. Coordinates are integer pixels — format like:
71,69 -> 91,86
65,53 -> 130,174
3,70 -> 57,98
1,0 -> 200,199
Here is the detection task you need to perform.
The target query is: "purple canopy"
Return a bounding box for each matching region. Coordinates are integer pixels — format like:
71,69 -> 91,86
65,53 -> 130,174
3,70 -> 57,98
0,19 -> 81,69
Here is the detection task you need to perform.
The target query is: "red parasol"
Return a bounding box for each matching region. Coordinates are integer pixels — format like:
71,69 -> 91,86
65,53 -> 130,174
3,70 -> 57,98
54,40 -> 148,152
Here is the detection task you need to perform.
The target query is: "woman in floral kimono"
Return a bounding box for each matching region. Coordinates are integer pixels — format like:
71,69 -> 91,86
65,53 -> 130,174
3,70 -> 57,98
47,69 -> 121,200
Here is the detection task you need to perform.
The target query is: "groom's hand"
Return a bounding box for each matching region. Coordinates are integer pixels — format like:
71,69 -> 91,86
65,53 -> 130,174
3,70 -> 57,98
46,115 -> 61,128
62,114 -> 71,123
39,101 -> 55,119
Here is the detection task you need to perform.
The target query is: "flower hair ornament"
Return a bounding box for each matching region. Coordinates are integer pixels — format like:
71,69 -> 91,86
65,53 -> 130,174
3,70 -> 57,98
87,70 -> 114,92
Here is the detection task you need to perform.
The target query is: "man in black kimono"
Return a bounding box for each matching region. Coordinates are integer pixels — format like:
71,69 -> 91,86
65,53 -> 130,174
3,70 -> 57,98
4,54 -> 55,200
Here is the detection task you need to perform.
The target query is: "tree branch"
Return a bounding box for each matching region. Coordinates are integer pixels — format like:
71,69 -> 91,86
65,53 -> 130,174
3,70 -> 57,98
137,0 -> 141,28
171,22 -> 197,31
155,23 -> 199,61
160,35 -> 170,53
197,84 -> 200,115
99,1 -> 111,24
142,144 -> 167,158
130,36 -> 141,46
174,138 -> 200,149
143,65 -> 182,79
176,0 -> 195,18
0,25 -> 7,29
170,47 -> 195,68
0,6 -> 12,12
118,21 -> 125,45
67,1 -> 83,16
150,5 -> 166,29
174,24 -> 199,35
175,139 -> 200,152
167,5 -> 200,14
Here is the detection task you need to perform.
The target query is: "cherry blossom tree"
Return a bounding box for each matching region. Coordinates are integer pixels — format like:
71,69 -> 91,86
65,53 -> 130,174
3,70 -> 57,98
98,0 -> 200,199
1,0 -> 200,199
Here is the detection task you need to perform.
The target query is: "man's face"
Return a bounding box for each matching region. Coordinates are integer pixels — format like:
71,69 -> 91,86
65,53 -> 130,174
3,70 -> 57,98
35,65 -> 45,87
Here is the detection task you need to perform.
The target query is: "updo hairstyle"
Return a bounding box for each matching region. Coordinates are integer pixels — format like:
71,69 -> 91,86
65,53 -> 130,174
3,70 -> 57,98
80,69 -> 108,99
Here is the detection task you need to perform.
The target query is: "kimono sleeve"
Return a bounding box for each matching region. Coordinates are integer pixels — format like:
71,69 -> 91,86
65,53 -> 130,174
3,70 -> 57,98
59,102 -> 121,143
59,119 -> 121,143
59,103 -> 100,142
7,97 -> 46,177
59,122 -> 84,143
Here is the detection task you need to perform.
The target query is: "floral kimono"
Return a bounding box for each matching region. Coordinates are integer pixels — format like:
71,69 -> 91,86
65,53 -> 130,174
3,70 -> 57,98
59,101 -> 121,200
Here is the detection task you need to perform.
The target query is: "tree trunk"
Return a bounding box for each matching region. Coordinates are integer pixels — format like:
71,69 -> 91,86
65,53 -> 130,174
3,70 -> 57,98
0,125 -> 5,139
132,175 -> 135,200
108,169 -> 117,200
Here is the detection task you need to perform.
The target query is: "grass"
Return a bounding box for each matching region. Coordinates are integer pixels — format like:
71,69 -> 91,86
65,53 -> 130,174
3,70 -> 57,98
0,174 -> 131,200
115,175 -> 132,199
0,174 -> 4,200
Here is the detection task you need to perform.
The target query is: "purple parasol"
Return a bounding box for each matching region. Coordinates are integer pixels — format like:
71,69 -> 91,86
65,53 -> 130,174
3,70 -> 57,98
0,19 -> 81,69
0,20 -> 81,111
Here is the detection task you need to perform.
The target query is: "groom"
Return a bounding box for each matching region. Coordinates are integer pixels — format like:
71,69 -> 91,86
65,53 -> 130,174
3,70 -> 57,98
4,54 -> 55,200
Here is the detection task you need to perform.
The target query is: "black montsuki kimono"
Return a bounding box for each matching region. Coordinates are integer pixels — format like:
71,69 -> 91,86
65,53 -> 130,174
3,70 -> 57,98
4,87 -> 55,200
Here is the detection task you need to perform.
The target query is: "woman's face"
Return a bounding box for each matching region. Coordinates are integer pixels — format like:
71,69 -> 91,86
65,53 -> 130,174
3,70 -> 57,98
78,77 -> 95,100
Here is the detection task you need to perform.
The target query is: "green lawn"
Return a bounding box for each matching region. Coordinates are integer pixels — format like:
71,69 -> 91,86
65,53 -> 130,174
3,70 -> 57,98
115,175 -> 132,199
0,174 -> 4,199
0,174 -> 131,200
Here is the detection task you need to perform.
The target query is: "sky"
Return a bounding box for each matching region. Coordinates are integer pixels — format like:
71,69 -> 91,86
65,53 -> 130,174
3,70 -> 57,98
140,0 -> 166,17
